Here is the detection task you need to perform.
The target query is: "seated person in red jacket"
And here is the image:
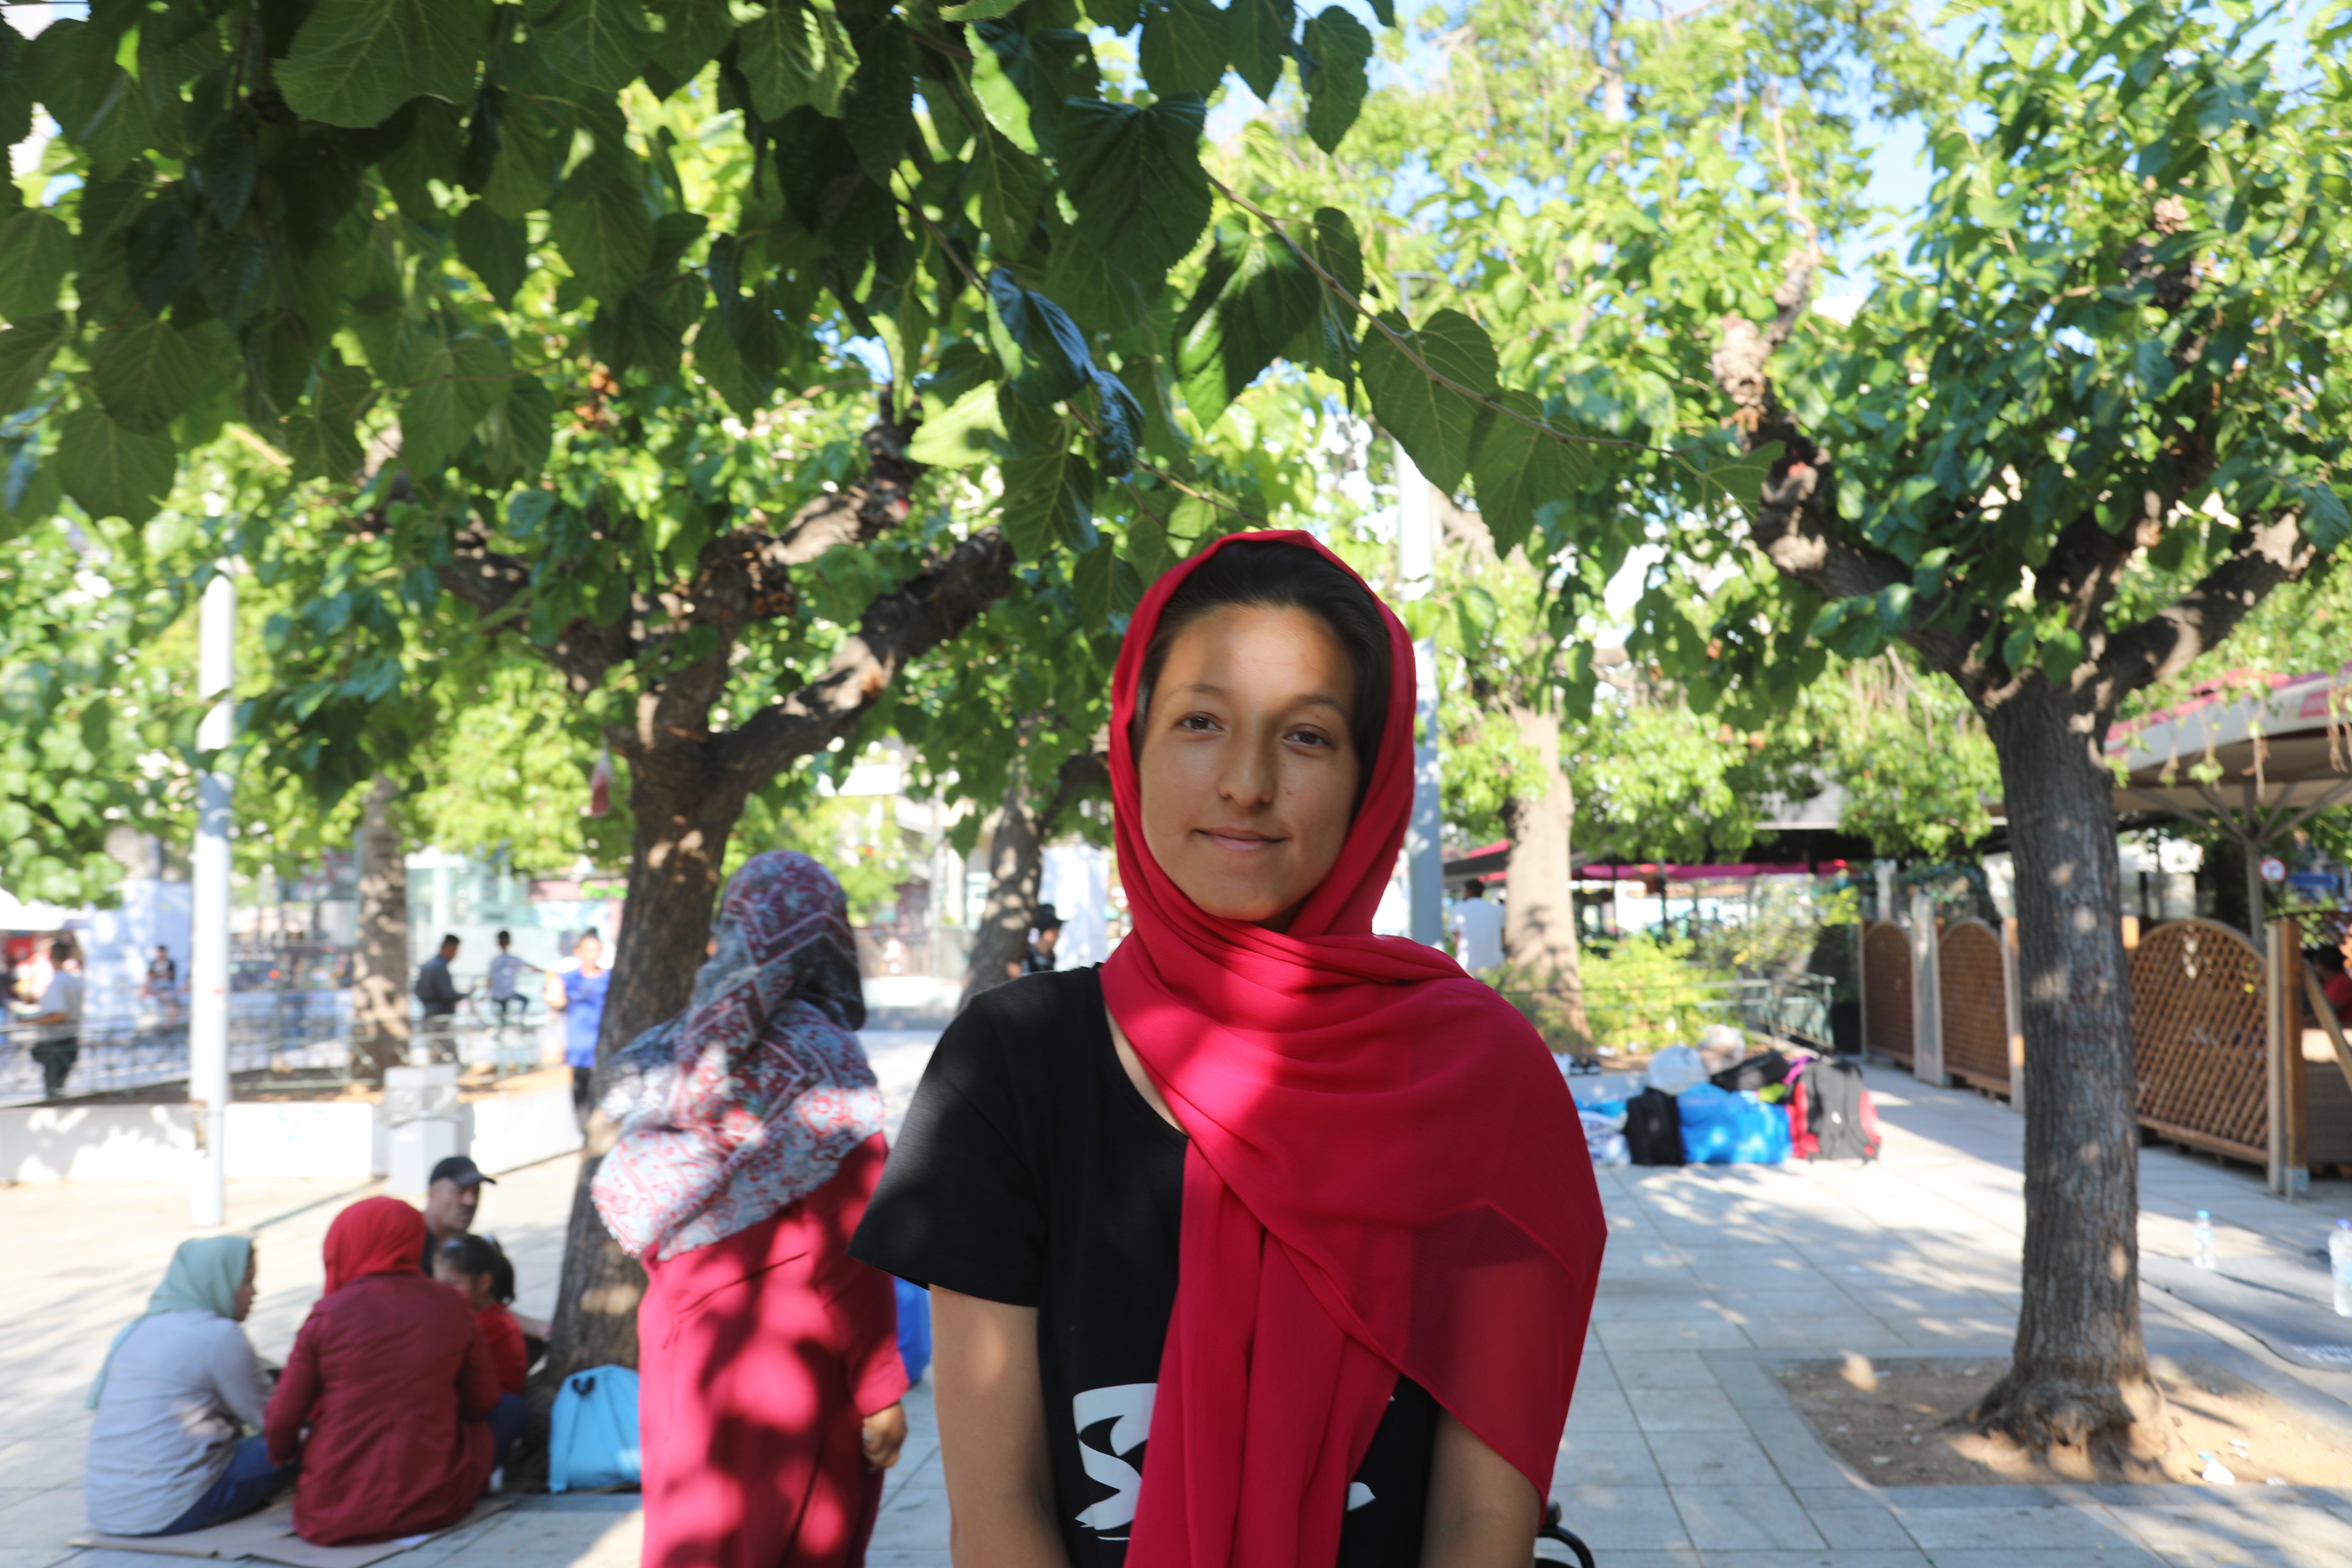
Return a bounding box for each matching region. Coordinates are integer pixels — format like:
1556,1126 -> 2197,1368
264,1198 -> 500,1545
434,1233 -> 529,1464
2313,941 -> 2352,1025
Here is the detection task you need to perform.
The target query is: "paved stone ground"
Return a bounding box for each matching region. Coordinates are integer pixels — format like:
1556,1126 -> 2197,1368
7,1051 -> 2352,1567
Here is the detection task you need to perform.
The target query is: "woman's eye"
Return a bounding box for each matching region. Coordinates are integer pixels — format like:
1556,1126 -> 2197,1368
1287,728 -> 1332,748
1177,713 -> 1219,732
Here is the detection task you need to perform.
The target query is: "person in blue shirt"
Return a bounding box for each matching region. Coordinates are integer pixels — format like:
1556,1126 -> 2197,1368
544,932 -> 609,1123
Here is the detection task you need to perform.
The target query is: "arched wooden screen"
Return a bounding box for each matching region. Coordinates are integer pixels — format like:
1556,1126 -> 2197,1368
2130,918 -> 2268,1164
1863,920 -> 1914,1066
1939,918 -> 2012,1094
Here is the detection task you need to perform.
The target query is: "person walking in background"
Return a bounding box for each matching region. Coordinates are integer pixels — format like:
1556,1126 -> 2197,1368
414,935 -> 466,1057
264,1198 -> 502,1545
855,534 -> 1606,1567
84,1237 -> 295,1537
545,931 -> 609,1122
16,939 -> 86,1099
1006,903 -> 1063,981
142,945 -> 180,1005
1449,880 -> 1507,977
484,931 -> 538,1028
593,851 -> 908,1568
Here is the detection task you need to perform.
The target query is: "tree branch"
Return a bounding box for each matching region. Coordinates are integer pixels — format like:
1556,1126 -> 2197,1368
715,527 -> 1018,783
2094,509 -> 2318,704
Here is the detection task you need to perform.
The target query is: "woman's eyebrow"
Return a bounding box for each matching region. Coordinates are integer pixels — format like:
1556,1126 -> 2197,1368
1172,681 -> 1346,714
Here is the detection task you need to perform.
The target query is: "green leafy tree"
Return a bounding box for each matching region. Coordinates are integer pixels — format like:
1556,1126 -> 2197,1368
1684,1 -> 2352,1463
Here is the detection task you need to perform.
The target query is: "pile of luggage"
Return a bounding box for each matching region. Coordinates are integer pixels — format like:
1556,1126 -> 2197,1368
1580,1043 -> 1880,1168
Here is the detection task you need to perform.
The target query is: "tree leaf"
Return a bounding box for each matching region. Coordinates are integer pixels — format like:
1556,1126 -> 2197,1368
1228,0 -> 1293,100
906,381 -> 1007,468
646,0 -> 733,83
241,308 -> 317,416
1140,0 -> 1227,97
194,120 -> 259,231
56,406 -> 175,523
739,0 -> 856,122
964,126 -> 1044,254
0,209 -> 72,321
456,201 -> 528,305
279,0 -> 490,129
1466,390 -> 1574,558
91,318 -> 204,436
940,0 -> 1026,18
1180,224 -> 1317,426
397,335 -> 466,474
1090,367 -> 1144,478
475,370 -> 553,480
1358,307 -> 1497,494
1704,441 -> 1783,508
1002,446 -> 1094,558
279,413 -> 367,483
1290,205 -> 1360,399
125,200 -> 198,317
1046,234 -> 1155,335
987,268 -> 1092,406
841,21 -> 914,185
528,0 -> 650,94
1073,537 -> 1116,626
1056,94 -> 1211,285
1300,6 -> 1370,153
550,183 -> 655,300
0,312 -> 72,416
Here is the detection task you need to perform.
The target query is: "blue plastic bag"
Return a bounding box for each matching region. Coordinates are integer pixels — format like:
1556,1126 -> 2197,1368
549,1365 -> 642,1493
1676,1083 -> 1791,1164
896,1277 -> 933,1386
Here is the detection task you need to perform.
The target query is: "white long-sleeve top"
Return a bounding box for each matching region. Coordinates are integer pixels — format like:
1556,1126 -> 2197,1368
84,1310 -> 271,1535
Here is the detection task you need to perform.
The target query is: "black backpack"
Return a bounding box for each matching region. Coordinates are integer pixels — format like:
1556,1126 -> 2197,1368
1709,1048 -> 1793,1093
1623,1087 -> 1686,1166
1802,1059 -> 1881,1161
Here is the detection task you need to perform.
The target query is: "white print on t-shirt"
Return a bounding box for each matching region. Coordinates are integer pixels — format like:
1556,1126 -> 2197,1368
1073,1382 -> 1157,1535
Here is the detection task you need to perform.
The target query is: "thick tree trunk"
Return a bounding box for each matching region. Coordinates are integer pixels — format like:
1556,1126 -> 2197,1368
963,769 -> 1051,1011
1969,679 -> 2169,1470
1501,702 -> 1591,1046
351,777 -> 409,1081
536,758 -> 751,1391
961,749 -> 1109,1011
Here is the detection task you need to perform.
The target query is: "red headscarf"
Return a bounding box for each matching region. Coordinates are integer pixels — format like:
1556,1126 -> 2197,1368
1102,530 -> 1607,1568
322,1197 -> 428,1295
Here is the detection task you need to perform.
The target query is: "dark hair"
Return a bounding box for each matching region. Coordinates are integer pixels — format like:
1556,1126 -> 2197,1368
1462,881 -> 1485,898
436,1233 -> 516,1304
495,929 -> 511,946
440,933 -> 460,948
1133,541 -> 1391,781
50,939 -> 74,963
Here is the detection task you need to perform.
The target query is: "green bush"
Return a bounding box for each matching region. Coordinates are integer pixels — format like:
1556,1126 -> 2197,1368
1549,935 -> 1735,1055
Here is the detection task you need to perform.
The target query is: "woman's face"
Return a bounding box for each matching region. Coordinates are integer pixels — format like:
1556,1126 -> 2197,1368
232,1250 -> 257,1324
1138,603 -> 1360,928
577,935 -> 602,970
434,1259 -> 493,1311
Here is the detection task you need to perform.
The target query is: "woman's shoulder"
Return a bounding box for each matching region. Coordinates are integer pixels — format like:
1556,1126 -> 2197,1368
936,967 -> 1104,1066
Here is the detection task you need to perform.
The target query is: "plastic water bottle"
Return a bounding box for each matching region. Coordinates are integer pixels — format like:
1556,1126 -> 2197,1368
2193,1210 -> 2217,1271
2332,1220 -> 2352,1318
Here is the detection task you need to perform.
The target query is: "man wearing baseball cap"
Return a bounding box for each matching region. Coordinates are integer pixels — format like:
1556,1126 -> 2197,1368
419,1155 -> 549,1341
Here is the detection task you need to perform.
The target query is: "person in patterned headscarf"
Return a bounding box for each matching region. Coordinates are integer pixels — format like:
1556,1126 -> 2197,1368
593,850 -> 909,1568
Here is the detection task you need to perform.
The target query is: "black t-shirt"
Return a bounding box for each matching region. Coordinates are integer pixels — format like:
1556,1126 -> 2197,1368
852,966 -> 1437,1567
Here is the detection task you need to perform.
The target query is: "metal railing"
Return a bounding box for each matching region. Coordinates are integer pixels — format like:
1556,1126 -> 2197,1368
0,996 -> 559,1108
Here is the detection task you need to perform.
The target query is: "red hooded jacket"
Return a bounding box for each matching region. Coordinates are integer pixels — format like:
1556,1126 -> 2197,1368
265,1198 -> 498,1544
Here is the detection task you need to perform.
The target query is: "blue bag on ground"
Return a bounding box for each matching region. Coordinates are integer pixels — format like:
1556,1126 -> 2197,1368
1676,1083 -> 1791,1164
549,1364 -> 642,1493
896,1276 -> 933,1385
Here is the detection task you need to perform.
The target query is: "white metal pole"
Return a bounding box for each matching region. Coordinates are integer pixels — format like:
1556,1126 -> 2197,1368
1394,442 -> 1444,947
190,567 -> 234,1228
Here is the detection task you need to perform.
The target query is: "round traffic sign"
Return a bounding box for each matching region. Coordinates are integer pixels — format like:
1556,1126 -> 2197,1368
2259,855 -> 2287,884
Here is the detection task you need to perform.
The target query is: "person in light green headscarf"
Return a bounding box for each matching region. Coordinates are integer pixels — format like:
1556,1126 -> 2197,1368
88,1236 -> 254,1408
85,1236 -> 298,1537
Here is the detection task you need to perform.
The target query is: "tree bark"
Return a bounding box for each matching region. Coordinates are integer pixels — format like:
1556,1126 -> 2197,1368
351,777 -> 409,1081
1500,701 -> 1591,1047
961,748 -> 1109,1011
1967,678 -> 2168,1469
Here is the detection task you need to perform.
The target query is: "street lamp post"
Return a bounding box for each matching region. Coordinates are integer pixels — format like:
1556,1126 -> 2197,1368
190,567 -> 234,1228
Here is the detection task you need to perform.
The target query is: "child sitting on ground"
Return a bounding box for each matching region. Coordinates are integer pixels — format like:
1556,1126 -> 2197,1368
434,1236 -> 527,1399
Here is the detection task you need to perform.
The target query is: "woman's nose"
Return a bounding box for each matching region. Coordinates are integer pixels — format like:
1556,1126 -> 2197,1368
1216,728 -> 1277,806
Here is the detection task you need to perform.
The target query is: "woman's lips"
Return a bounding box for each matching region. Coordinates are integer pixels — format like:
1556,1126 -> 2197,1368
1199,828 -> 1281,853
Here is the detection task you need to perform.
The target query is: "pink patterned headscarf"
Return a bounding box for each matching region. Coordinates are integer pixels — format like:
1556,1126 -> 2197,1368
591,851 -> 884,1261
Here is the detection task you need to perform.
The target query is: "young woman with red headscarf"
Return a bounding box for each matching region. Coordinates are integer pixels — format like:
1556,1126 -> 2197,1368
854,534 -> 1607,1567
263,1197 -> 502,1545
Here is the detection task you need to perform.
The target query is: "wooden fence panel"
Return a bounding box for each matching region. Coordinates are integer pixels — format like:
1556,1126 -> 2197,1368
1863,920 -> 1914,1066
2131,918 -> 2269,1164
1938,918 -> 2012,1095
